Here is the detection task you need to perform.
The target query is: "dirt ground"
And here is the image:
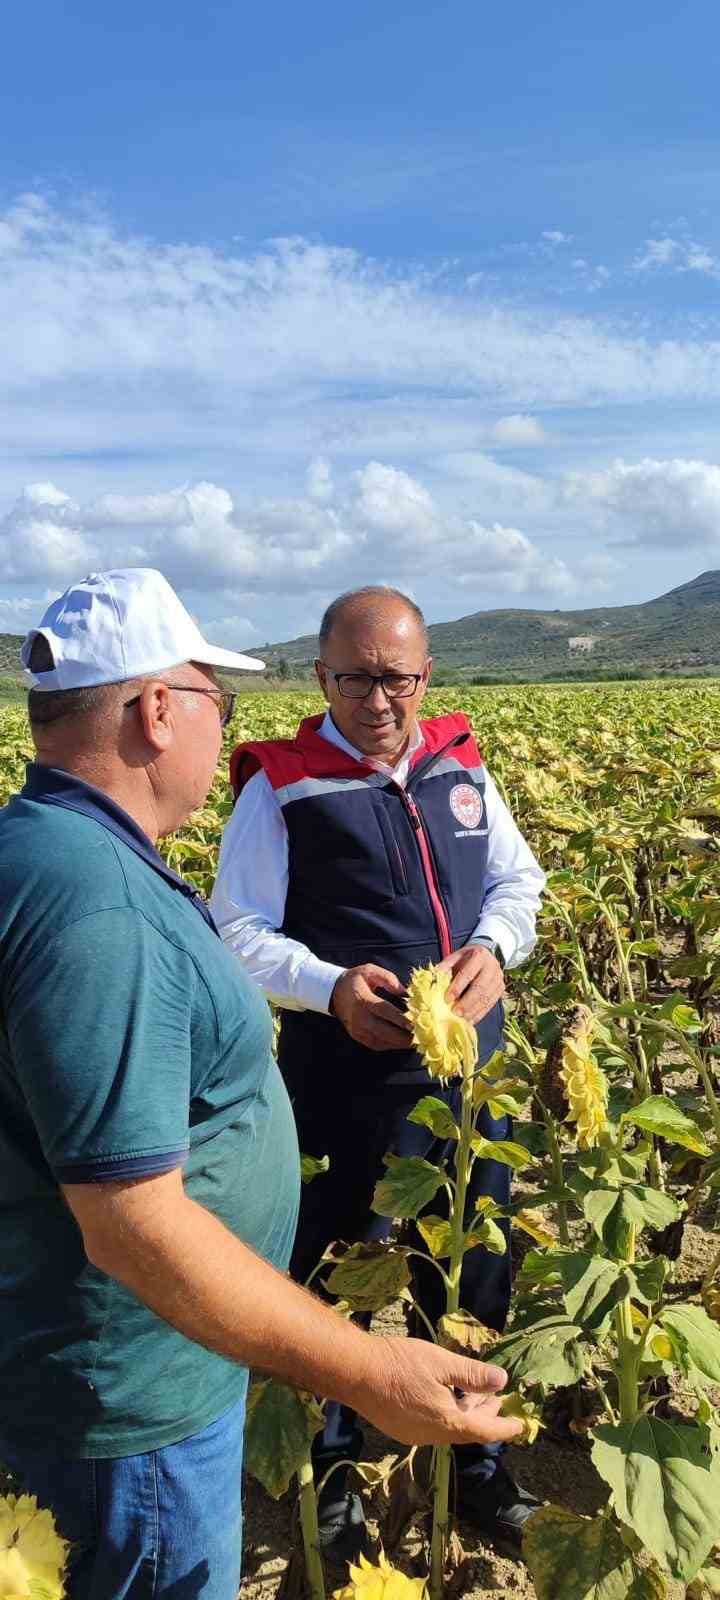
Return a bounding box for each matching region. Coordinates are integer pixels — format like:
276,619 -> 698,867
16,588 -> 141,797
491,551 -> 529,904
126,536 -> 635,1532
239,1210 -> 717,1600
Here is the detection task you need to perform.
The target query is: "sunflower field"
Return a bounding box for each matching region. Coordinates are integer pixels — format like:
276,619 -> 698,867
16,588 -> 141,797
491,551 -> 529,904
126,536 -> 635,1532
2,679 -> 720,1600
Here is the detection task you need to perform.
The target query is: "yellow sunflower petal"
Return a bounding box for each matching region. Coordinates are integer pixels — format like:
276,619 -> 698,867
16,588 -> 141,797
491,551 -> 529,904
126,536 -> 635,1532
405,966 -> 477,1081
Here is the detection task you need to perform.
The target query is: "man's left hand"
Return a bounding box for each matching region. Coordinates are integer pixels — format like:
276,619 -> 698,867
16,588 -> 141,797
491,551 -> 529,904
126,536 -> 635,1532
439,945 -> 505,1025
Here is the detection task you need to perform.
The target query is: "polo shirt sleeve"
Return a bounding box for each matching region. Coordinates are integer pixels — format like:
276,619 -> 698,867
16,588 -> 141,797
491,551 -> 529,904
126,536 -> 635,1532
5,906 -> 194,1183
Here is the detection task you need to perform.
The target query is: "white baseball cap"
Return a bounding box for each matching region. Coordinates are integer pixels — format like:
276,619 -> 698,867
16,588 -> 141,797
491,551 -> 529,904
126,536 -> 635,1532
22,568 -> 265,690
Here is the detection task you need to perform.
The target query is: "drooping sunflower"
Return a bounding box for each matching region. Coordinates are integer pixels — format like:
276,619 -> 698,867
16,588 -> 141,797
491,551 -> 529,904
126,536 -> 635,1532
538,1006 -> 608,1148
405,965 -> 478,1081
333,1552 -> 427,1600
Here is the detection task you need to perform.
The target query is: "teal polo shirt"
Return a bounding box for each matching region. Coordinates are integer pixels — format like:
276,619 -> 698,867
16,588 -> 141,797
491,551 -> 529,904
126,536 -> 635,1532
0,764 -> 300,1458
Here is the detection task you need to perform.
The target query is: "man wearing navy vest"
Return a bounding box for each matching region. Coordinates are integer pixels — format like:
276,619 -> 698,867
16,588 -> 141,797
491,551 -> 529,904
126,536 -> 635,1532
211,586 -> 545,1563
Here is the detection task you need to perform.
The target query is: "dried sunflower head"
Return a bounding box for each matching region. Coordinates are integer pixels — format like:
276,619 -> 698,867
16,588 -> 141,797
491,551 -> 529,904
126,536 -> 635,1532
333,1552 -> 427,1600
405,965 -> 478,1080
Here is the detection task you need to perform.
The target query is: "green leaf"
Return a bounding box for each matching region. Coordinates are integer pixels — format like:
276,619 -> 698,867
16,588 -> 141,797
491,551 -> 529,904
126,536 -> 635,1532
300,1152 -> 329,1184
417,1214 -> 453,1258
517,1247 -> 566,1288
472,1217 -> 507,1255
584,1185 -> 680,1257
508,1120 -> 549,1157
591,1416 -> 720,1581
558,1254 -> 632,1337
656,999 -> 702,1034
407,1095 -> 459,1140
622,1097 -> 711,1156
659,1305 -> 720,1385
493,1314 -> 586,1388
244,1380 -> 324,1499
524,1504 -> 666,1599
324,1241 -> 412,1312
477,1047 -> 506,1078
633,1257 -> 669,1307
372,1153 -> 444,1219
472,1075 -> 526,1117
471,1137 -> 537,1171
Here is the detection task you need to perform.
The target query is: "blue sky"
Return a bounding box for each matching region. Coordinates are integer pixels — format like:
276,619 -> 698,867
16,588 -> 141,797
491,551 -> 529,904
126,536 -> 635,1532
2,0 -> 720,647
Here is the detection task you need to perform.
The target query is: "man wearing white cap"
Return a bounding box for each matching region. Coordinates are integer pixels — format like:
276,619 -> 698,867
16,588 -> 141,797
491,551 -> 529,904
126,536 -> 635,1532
0,568 -> 521,1599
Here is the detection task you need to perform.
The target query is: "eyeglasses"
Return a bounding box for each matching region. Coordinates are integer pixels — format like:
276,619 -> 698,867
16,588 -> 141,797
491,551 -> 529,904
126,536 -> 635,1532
123,686 -> 236,728
319,665 -> 425,699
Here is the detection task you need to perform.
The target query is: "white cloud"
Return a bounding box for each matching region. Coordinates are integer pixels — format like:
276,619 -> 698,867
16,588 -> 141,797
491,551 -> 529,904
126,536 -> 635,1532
491,414 -> 546,446
563,457 -> 720,545
4,191 -> 720,489
201,614 -> 261,648
0,596 -> 35,621
0,463 -> 576,615
542,230 -> 573,246
633,236 -> 719,277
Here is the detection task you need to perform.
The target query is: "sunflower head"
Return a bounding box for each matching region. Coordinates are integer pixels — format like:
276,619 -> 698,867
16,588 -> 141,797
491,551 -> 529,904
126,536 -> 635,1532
0,1493 -> 68,1599
405,965 -> 478,1081
333,1552 -> 426,1600
557,1006 -> 608,1149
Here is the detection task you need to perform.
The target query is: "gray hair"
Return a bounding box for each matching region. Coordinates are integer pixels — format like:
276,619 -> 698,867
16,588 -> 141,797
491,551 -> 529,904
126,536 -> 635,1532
318,586 -> 429,653
26,636 -> 119,727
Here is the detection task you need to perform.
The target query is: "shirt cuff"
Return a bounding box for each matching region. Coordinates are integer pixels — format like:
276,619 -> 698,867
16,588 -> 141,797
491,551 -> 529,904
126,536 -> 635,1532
270,957 -> 347,1015
469,917 -> 516,968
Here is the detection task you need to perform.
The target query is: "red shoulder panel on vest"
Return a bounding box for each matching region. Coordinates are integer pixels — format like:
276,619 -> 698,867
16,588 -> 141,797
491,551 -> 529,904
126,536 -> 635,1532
229,714 -> 372,796
416,712 -> 483,767
229,710 -> 483,798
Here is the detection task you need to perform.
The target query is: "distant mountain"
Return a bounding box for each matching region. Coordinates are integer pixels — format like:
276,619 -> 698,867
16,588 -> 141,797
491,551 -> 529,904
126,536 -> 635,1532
2,572 -> 719,690
258,570 -> 720,680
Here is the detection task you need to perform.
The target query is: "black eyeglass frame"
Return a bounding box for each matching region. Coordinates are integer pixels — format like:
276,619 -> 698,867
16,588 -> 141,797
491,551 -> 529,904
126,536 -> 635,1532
317,663 -> 425,700
123,686 -> 236,728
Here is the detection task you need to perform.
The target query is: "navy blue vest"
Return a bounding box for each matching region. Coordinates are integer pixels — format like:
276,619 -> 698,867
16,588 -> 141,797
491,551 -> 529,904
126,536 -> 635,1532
231,714 -> 503,1085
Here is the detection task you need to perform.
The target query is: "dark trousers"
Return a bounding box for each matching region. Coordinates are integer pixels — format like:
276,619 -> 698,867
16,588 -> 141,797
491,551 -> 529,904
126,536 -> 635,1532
282,1064 -> 512,1489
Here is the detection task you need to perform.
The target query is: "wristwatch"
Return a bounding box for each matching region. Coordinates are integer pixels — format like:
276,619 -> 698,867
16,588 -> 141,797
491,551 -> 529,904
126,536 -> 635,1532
472,936 -> 505,970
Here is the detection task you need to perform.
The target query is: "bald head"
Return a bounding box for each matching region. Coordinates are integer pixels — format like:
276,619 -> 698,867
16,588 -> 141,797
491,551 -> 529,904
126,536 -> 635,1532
318,587 -> 429,656
315,586 -> 432,764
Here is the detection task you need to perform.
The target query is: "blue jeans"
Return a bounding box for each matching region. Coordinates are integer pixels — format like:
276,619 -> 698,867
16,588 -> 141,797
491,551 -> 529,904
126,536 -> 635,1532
0,1395 -> 246,1599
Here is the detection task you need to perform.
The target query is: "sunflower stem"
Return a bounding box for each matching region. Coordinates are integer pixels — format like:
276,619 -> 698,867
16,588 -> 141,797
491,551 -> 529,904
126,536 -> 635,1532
297,1452 -> 326,1600
429,1059 -> 475,1600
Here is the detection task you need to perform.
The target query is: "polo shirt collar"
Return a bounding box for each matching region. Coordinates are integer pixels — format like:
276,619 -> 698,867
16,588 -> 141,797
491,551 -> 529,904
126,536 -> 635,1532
22,763 -> 218,933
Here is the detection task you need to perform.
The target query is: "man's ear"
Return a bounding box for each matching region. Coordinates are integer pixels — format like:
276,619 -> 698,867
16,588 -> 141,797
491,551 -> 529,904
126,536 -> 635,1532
138,680 -> 175,752
314,659 -> 330,700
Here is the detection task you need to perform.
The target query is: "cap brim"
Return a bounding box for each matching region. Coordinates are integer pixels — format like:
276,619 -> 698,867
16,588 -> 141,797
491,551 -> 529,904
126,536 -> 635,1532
195,643 -> 266,673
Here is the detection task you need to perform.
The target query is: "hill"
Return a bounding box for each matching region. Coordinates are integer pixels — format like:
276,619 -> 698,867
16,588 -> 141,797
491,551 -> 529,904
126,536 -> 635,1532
2,571 -> 719,691
259,570 -> 720,682
0,633 -> 23,672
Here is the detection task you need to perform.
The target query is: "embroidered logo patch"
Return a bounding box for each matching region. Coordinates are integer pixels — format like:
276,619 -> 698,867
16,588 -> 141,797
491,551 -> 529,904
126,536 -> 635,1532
449,783 -> 483,830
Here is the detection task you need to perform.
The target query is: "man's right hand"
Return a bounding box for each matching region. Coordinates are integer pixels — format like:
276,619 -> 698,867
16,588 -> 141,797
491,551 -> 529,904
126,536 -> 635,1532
352,1336 -> 525,1448
330,964 -> 413,1051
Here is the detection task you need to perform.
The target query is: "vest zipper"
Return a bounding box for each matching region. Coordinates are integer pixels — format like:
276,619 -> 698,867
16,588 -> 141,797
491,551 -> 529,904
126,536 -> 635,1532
397,788 -> 453,959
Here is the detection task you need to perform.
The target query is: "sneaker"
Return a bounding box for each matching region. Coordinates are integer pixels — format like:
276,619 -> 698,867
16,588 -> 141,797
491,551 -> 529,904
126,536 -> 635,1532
317,1490 -> 369,1566
456,1465 -> 542,1557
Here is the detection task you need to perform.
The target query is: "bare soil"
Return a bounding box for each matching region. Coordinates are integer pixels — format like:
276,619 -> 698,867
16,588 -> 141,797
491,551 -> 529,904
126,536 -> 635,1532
239,1207 -> 716,1600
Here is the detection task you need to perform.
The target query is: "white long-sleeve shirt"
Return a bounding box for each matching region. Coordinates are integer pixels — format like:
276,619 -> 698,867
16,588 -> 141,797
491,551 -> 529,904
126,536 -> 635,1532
210,712 -> 545,1013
